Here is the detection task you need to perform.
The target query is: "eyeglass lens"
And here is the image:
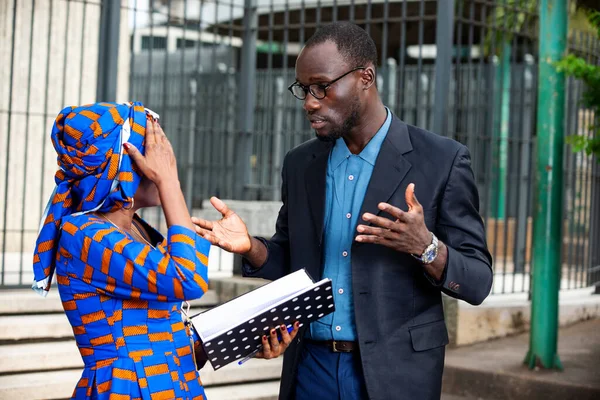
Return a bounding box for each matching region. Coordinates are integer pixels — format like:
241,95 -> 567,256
291,84 -> 325,100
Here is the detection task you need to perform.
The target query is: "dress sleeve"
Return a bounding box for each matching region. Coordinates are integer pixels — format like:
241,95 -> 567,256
58,219 -> 210,302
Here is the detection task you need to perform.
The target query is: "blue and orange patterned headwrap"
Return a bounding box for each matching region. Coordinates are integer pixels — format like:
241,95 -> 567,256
32,102 -> 154,296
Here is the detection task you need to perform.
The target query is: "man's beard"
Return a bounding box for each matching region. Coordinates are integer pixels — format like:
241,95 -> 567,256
315,103 -> 361,143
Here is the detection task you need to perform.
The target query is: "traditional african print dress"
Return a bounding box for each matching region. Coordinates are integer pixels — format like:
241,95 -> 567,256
55,213 -> 210,400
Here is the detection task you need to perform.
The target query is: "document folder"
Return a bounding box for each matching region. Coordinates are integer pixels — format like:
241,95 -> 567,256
190,269 -> 335,370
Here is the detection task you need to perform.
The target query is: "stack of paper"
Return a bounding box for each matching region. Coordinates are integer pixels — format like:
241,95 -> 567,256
191,269 -> 335,370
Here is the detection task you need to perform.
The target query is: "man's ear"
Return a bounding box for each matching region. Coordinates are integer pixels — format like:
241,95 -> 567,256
361,65 -> 377,90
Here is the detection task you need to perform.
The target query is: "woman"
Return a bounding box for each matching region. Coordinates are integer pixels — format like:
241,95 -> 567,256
32,102 -> 210,399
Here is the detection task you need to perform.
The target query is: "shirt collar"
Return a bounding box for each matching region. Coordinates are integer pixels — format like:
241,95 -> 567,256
330,107 -> 392,171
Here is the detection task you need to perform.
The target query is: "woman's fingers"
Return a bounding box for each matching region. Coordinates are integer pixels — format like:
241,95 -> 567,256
260,335 -> 272,359
255,321 -> 301,360
145,116 -> 156,146
278,322 -> 300,347
269,327 -> 281,353
151,118 -> 160,143
154,120 -> 169,145
123,143 -> 148,175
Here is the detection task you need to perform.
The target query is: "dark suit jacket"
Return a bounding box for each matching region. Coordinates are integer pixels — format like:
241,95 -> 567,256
243,115 -> 493,400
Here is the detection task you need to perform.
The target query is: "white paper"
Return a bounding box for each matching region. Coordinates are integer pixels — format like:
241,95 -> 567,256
191,269 -> 316,340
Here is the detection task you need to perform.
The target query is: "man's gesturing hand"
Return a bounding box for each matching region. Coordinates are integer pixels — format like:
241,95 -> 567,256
355,183 -> 432,255
191,196 -> 252,254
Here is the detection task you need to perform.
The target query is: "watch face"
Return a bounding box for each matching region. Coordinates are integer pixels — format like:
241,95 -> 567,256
423,245 -> 438,264
424,251 -> 436,263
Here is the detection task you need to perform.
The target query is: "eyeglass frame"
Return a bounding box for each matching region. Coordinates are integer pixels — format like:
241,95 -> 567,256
287,66 -> 366,100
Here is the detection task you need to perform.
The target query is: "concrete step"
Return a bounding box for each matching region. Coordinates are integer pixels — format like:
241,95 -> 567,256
201,357 -> 283,387
0,288 -> 219,315
0,340 -> 82,374
0,306 -> 211,343
0,369 -> 80,400
0,357 -> 283,399
204,381 -> 279,400
0,314 -> 73,341
0,368 -> 482,400
0,338 -> 285,377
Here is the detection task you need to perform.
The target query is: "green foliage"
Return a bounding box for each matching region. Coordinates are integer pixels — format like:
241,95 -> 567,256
483,0 -> 538,57
557,10 -> 600,160
589,9 -> 600,37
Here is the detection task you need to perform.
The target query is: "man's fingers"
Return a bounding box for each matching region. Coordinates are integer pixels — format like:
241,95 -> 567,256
191,216 -> 214,231
210,196 -> 234,218
377,203 -> 409,222
193,226 -> 214,239
193,225 -> 235,252
206,235 -> 234,253
360,214 -> 398,231
191,219 -> 234,252
215,239 -> 235,253
405,183 -> 422,212
355,234 -> 392,246
356,224 -> 397,239
193,229 -> 227,249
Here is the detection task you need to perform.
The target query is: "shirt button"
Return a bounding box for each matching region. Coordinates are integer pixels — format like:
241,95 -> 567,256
348,175 -> 354,181
342,251 -> 348,257
338,288 -> 344,294
335,326 -> 342,331
346,213 -> 351,219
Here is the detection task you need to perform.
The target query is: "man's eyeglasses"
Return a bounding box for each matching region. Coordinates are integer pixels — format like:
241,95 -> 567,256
288,67 -> 365,100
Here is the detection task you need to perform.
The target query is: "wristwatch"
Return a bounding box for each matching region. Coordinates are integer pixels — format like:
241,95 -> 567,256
412,232 -> 439,264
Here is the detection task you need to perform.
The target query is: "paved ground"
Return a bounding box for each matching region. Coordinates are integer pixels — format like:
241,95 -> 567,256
443,318 -> 600,400
441,395 -> 478,400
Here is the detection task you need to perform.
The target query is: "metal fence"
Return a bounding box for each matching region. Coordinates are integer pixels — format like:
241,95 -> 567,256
1,0 -> 599,294
564,30 -> 600,292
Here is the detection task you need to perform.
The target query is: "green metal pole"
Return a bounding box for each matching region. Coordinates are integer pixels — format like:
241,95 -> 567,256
492,41 -> 511,220
525,0 -> 567,370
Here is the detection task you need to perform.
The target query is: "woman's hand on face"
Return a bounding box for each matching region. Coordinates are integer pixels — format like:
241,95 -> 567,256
254,322 -> 300,360
125,116 -> 178,188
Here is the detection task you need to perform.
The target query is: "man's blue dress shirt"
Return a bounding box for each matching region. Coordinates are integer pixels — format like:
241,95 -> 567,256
310,108 -> 392,341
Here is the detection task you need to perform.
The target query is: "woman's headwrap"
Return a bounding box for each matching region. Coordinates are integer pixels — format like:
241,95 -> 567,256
32,102 -> 152,296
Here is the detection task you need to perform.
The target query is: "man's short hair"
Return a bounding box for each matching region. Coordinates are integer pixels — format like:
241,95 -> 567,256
304,22 -> 378,69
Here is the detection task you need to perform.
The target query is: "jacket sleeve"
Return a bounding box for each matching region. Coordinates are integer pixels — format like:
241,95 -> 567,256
242,155 -> 292,281
433,145 -> 493,305
59,222 -> 210,302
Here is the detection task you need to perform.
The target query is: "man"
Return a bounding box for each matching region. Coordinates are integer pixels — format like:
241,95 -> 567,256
193,22 -> 492,400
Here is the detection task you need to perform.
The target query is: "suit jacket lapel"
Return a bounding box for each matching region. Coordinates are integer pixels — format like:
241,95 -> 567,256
355,116 -> 413,240
305,142 -> 332,245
